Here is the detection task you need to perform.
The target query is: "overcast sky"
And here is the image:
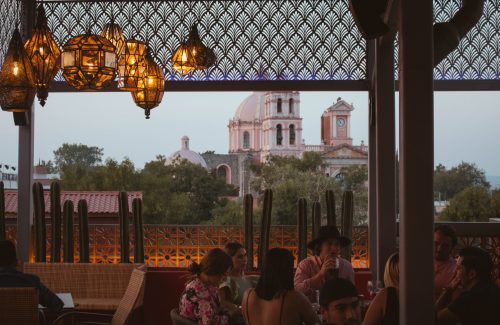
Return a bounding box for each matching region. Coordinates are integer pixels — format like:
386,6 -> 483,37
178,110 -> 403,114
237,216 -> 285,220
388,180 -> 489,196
1,90 -> 499,176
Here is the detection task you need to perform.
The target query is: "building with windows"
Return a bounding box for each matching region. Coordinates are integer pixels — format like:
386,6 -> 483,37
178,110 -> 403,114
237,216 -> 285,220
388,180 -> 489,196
170,92 -> 368,197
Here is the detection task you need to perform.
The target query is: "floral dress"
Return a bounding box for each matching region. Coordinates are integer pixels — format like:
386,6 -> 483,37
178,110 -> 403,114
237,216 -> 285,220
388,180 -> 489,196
179,277 -> 229,325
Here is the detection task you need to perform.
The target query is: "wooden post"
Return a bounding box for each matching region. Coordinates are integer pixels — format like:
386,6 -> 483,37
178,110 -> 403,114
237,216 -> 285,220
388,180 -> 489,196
375,35 -> 397,282
399,0 -> 435,323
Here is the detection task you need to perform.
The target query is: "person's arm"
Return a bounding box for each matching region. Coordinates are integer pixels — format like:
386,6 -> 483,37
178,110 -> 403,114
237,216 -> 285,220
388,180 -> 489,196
293,291 -> 321,325
437,308 -> 460,325
241,289 -> 251,324
294,258 -> 335,295
219,286 -> 241,317
197,295 -> 228,325
362,288 -> 387,325
435,268 -> 462,311
36,279 -> 64,311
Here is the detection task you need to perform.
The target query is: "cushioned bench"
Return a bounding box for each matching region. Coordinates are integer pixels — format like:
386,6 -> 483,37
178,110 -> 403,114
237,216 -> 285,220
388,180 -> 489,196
23,263 -> 145,311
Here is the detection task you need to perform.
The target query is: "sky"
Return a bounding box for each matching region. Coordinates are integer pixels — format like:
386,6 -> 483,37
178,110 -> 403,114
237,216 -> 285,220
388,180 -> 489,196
1,90 -> 500,176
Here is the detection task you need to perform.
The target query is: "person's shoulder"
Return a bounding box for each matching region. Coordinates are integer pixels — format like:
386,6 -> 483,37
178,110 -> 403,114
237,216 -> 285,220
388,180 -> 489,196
17,272 -> 41,286
297,256 -> 316,267
339,257 -> 353,266
287,290 -> 310,303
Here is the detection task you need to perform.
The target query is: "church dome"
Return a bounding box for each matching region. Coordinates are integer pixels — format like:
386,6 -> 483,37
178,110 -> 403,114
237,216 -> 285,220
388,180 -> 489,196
233,92 -> 266,122
167,136 -> 208,169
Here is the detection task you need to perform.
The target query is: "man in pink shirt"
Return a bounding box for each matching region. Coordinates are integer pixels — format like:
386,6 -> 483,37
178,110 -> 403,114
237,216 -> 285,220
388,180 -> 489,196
294,226 -> 355,302
434,224 -> 458,299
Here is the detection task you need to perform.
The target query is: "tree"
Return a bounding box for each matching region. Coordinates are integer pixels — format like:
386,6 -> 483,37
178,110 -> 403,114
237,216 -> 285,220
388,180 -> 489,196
434,162 -> 490,201
39,160 -> 57,174
339,165 -> 368,226
207,200 -> 243,225
440,186 -> 494,222
140,156 -> 238,224
491,189 -> 500,219
252,153 -> 352,225
54,143 -> 104,170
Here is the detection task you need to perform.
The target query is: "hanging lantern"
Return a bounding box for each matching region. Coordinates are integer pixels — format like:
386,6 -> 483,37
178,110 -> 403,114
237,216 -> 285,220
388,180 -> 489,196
100,21 -> 125,57
172,41 -> 196,76
24,5 -> 61,106
117,39 -> 146,91
172,25 -> 215,75
186,25 -> 216,70
132,49 -> 165,119
60,33 -> 116,90
0,28 -> 36,112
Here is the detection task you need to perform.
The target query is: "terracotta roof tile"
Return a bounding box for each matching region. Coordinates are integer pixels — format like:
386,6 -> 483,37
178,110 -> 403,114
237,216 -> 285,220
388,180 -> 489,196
4,190 -> 142,215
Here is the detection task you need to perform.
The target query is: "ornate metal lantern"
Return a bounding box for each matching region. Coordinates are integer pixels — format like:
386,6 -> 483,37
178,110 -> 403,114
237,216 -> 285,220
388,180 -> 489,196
24,5 -> 61,106
172,25 -> 215,75
186,25 -> 216,70
100,21 -> 126,57
172,41 -> 196,76
60,33 -> 116,90
117,39 -> 147,91
132,49 -> 165,119
0,28 -> 36,112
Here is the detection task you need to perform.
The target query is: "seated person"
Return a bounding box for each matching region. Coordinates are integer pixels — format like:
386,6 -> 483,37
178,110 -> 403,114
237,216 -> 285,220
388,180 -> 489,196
436,247 -> 500,325
295,226 -> 355,302
219,242 -> 258,319
434,225 -> 457,300
319,278 -> 361,325
179,248 -> 233,325
362,252 -> 399,325
242,248 -> 319,325
0,240 -> 63,310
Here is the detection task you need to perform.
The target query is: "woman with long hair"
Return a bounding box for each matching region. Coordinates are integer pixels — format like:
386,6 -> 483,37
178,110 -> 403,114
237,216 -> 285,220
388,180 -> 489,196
242,248 -> 319,325
362,252 -> 399,325
179,248 -> 233,325
219,242 -> 258,319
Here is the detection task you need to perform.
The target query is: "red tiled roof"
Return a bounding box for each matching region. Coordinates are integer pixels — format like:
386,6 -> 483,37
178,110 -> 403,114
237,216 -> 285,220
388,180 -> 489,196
4,190 -> 142,215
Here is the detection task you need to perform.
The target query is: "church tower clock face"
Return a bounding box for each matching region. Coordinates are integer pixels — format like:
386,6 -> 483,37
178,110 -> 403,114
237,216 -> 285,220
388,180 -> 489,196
337,118 -> 346,127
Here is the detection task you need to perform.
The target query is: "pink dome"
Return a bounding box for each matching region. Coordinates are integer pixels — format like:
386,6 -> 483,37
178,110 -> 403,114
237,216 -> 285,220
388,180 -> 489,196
233,92 -> 266,122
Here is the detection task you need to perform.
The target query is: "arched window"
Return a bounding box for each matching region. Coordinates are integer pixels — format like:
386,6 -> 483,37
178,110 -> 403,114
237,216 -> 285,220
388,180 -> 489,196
289,124 -> 296,145
276,124 -> 283,145
289,98 -> 293,114
217,165 -> 231,184
277,98 -> 282,113
243,131 -> 250,149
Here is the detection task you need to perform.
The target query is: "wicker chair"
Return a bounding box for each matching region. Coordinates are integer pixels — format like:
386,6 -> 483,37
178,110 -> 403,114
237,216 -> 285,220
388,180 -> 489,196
52,269 -> 145,325
170,309 -> 197,325
0,287 -> 44,325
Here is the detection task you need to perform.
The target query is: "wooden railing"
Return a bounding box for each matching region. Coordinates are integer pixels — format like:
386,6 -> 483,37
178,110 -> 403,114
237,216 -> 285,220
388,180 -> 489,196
5,222 -> 498,270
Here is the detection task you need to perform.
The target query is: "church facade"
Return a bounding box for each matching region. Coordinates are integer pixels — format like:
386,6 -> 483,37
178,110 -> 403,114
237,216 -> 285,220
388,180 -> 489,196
168,92 -> 368,197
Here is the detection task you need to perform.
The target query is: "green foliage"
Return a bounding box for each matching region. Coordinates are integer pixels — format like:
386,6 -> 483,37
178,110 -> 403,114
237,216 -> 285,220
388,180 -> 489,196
206,200 -> 243,225
141,157 -> 236,224
440,186 -> 494,222
252,153 -> 340,224
54,143 -> 104,169
434,162 -> 490,200
39,160 -> 57,174
491,189 -> 500,219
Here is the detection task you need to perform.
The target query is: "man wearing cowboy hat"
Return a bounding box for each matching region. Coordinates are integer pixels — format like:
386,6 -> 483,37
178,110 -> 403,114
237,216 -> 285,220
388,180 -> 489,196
294,226 -> 355,303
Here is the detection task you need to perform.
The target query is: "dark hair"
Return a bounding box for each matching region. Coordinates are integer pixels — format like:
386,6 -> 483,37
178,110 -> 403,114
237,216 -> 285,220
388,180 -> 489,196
0,240 -> 17,267
459,247 -> 494,283
435,224 -> 458,247
319,278 -> 359,308
224,242 -> 244,257
187,248 -> 232,276
255,248 -> 294,300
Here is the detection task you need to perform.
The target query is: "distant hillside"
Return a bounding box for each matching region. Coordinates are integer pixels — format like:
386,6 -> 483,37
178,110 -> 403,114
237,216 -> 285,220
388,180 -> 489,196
487,176 -> 500,189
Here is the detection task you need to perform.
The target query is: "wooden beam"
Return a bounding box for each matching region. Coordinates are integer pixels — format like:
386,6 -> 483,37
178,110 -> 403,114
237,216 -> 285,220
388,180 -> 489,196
398,0 -> 435,323
375,34 -> 397,284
